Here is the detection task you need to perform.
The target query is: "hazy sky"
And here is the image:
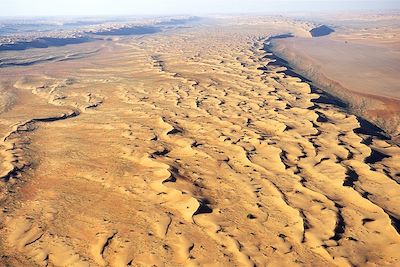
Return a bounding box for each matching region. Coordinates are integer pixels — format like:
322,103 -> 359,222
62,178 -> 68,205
1,0 -> 399,17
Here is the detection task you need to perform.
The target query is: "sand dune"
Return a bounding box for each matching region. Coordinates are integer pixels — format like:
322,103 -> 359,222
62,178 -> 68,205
269,13 -> 400,139
0,19 -> 399,266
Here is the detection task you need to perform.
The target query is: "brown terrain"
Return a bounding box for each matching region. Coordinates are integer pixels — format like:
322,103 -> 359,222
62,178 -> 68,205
0,17 -> 400,266
270,12 -> 400,140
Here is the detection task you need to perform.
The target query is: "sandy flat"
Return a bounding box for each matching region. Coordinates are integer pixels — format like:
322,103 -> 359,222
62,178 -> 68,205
271,37 -> 400,100
0,19 -> 400,267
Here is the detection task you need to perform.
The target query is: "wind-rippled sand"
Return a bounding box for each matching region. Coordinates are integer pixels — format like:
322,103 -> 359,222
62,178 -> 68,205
0,22 -> 399,266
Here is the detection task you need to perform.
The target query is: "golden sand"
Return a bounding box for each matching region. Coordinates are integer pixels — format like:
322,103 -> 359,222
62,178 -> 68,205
0,21 -> 399,266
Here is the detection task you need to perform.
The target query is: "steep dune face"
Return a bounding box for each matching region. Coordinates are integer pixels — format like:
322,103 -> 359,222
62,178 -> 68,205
0,23 -> 399,267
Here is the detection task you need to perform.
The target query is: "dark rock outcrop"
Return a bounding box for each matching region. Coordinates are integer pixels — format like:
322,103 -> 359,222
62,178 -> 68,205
310,25 -> 334,37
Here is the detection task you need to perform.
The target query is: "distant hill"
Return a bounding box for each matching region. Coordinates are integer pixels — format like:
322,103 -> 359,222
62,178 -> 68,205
310,25 -> 334,37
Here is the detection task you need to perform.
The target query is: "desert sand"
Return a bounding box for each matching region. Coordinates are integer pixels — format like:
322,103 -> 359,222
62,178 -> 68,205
269,12 -> 400,139
0,18 -> 400,267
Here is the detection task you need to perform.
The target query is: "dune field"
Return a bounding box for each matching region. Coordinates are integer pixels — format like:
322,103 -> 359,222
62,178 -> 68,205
0,18 -> 400,266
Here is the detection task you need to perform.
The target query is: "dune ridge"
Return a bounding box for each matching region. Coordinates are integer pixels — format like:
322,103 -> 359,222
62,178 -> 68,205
268,17 -> 400,140
0,22 -> 399,266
